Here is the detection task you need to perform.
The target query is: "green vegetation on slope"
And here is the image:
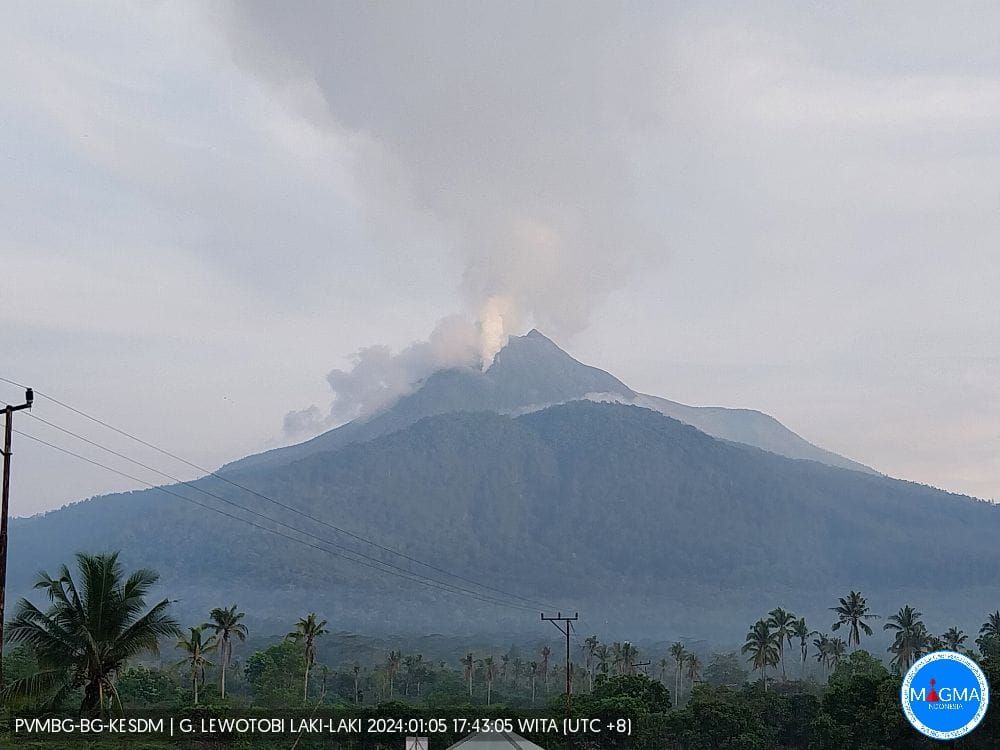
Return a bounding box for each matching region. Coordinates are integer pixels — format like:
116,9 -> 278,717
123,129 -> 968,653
10,402 -> 1000,638
4,554 -> 1000,749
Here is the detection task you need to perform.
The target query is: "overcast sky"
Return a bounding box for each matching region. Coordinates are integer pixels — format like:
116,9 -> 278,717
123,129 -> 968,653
3,1 -> 998,516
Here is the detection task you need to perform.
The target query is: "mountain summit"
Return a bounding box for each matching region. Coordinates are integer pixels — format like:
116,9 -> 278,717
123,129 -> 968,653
12,333 -> 991,639
484,329 -> 634,407
12,400 -> 994,638
223,330 -> 872,475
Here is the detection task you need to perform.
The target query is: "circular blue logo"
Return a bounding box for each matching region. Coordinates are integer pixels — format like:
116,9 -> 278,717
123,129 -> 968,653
901,651 -> 990,740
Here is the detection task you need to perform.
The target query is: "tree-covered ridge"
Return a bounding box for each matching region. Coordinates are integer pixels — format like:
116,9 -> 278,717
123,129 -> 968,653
10,402 -> 1000,639
220,329 -> 869,476
4,554 -> 1000,749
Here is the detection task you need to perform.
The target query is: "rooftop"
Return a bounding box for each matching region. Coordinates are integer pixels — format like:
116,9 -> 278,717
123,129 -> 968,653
445,732 -> 547,749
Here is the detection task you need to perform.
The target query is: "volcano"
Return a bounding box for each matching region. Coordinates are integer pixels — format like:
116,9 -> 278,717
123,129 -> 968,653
13,332 -> 995,642
223,330 -> 872,476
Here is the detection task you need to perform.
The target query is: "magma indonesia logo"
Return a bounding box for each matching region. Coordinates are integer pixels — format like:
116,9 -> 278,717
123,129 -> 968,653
901,651 -> 990,740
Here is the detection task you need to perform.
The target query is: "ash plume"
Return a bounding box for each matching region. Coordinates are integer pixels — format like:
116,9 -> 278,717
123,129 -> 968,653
283,315 -> 481,435
219,10 -> 660,318
282,298 -> 522,435
217,3 -> 666,433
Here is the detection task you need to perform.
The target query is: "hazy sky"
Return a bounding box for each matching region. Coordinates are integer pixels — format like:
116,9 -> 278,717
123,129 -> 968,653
3,1 -> 998,516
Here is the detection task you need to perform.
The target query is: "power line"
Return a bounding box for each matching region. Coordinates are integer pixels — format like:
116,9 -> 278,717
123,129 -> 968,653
541,611 -> 579,719
13,428 -> 538,612
15,427 -> 534,611
1,376 -> 553,611
19,411 -> 538,608
1,387 -> 33,695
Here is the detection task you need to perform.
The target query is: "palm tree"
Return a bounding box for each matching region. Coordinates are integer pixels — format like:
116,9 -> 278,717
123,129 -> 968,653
371,666 -> 386,701
512,657 -> 524,690
318,665 -> 332,698
742,619 -> 780,690
813,634 -> 831,676
657,657 -> 670,684
286,613 -> 328,703
684,653 -> 702,685
202,605 -> 247,701
790,618 -> 814,679
926,633 -> 945,652
482,656 -> 497,705
401,654 -> 415,696
610,642 -> 624,675
977,611 -> 1000,653
500,653 -> 510,686
176,626 -> 217,705
4,552 -> 179,715
831,591 -> 878,648
669,642 -> 688,703
884,606 -> 928,671
620,642 -> 639,675
408,654 -> 425,696
584,635 -> 599,691
529,661 -> 539,705
386,650 -> 401,697
541,646 -> 551,690
595,644 -> 612,675
352,663 -> 361,704
767,608 -> 796,680
981,611 -> 1000,638
828,637 -> 847,670
462,652 -> 475,697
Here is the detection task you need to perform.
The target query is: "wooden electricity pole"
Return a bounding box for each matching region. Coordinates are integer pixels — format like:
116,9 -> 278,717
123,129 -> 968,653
541,611 -> 578,719
1,387 -> 33,696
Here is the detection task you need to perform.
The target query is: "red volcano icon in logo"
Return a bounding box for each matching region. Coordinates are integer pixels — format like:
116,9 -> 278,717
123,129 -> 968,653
927,679 -> 940,703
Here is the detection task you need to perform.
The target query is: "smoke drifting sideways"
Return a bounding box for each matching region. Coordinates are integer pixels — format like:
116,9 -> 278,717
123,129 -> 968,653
216,3 -> 665,436
283,300 -> 519,436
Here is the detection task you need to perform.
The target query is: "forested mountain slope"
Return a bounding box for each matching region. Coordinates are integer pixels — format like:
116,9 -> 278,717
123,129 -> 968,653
11,402 -> 995,639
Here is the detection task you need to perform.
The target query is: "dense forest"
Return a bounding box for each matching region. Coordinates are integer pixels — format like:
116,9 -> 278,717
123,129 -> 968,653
10,401 -> 1000,639
3,553 -> 999,749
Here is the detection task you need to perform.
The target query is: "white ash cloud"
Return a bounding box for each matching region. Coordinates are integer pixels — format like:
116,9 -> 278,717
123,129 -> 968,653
216,3 -> 672,432
216,2 -> 664,368
283,315 -> 482,435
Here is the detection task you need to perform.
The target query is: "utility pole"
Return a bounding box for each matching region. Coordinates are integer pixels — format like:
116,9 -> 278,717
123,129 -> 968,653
541,611 -> 578,719
1,387 -> 33,696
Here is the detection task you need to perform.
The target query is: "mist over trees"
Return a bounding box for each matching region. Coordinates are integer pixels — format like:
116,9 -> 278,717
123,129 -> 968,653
4,553 -> 999,749
10,402 -> 1000,642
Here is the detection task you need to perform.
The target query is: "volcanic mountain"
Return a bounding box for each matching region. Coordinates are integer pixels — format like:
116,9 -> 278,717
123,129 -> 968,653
223,330 -> 872,476
12,332 -> 996,642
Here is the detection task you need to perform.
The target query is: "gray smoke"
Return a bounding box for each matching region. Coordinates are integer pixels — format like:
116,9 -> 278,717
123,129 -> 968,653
283,315 -> 481,435
218,4 -> 662,335
216,3 -> 669,432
